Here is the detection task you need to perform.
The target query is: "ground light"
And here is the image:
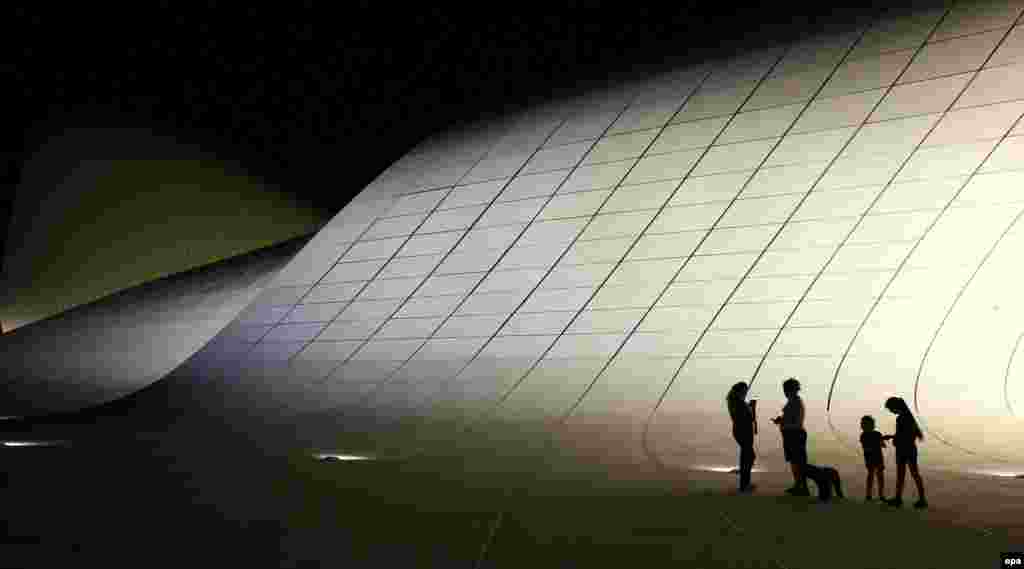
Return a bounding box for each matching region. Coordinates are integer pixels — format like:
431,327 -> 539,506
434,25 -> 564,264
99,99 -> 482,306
692,465 -> 767,474
1,440 -> 69,448
313,453 -> 375,462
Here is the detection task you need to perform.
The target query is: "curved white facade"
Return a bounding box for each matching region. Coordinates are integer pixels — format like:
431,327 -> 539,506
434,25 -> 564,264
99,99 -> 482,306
7,1 -> 1024,485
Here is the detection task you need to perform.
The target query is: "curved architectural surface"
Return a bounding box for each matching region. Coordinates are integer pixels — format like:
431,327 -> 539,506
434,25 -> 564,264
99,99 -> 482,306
211,0 -> 1024,478
0,235 -> 311,416
1,126 -> 328,332
8,0 -> 1024,496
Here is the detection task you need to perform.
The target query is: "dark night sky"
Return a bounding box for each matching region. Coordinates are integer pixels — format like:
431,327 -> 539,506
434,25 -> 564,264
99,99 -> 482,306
3,2 -> 900,261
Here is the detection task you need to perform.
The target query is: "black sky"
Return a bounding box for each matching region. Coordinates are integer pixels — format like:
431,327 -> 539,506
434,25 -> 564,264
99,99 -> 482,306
4,2 -> 901,256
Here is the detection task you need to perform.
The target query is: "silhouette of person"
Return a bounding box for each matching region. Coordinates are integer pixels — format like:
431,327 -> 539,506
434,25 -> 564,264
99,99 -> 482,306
881,397 -> 927,509
772,378 -> 809,496
859,415 -> 886,501
727,382 -> 757,493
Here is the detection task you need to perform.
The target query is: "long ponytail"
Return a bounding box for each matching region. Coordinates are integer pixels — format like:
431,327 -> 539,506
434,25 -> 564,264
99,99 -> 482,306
885,396 -> 924,441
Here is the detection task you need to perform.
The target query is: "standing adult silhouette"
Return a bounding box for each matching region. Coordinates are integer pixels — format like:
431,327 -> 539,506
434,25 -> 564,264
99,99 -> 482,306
727,382 -> 757,493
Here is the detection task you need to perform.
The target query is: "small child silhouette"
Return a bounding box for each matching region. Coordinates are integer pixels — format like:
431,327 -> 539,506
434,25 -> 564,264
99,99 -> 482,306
859,415 -> 886,501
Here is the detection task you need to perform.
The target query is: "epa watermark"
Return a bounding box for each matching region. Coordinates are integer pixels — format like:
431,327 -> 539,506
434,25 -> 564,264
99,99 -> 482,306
1002,552 -> 1024,567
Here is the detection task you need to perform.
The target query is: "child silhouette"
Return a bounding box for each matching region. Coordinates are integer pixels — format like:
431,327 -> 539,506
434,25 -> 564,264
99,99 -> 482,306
881,397 -> 927,509
859,415 -> 885,501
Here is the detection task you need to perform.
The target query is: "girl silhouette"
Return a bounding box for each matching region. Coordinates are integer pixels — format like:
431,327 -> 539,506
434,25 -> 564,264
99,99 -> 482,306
881,397 -> 927,509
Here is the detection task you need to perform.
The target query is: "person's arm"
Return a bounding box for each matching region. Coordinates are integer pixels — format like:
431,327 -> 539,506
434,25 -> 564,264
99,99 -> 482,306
749,400 -> 757,435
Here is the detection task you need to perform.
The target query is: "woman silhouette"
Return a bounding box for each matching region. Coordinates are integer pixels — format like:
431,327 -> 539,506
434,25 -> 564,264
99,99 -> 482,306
727,381 -> 757,492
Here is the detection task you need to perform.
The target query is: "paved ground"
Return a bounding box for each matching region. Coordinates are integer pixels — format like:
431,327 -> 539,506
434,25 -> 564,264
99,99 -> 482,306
2,419 -> 1020,569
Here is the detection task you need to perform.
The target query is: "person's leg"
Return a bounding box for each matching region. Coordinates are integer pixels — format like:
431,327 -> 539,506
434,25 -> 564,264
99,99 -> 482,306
894,462 -> 906,498
876,466 -> 885,499
831,468 -> 844,499
739,441 -> 754,491
908,463 -> 927,507
865,467 -> 874,499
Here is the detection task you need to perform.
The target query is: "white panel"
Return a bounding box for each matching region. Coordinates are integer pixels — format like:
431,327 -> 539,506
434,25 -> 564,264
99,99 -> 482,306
820,49 -> 915,98
441,179 -> 507,209
650,117 -> 730,154
547,110 -> 620,146
518,218 -> 588,245
606,259 -> 681,287
732,274 -> 816,303
398,231 -> 463,257
436,314 -> 507,337
546,334 -> 626,359
897,139 -> 998,181
579,211 -> 656,240
351,339 -> 423,362
609,100 -> 681,134
649,202 -> 731,233
874,176 -> 964,212
792,188 -> 881,221
676,252 -> 758,281
601,180 -> 676,213
639,305 -> 717,331
456,225 -> 524,253
282,302 -> 346,323
700,224 -> 780,254
418,205 -> 486,233
925,100 -> 1024,145
559,160 -> 635,193
765,127 -> 855,166
254,285 -> 312,306
955,61 -> 1024,108
537,189 -> 610,220
583,129 -> 659,164
435,248 -> 504,275
627,232 -> 702,261
542,263 -> 616,288
901,29 -> 1004,83
718,104 -> 802,144
340,237 -> 406,262
476,269 -> 546,294
712,299 -> 795,329
792,88 -> 886,133
478,198 -> 548,227
375,317 -> 444,339
463,151 -> 532,183
562,237 -> 633,264
828,241 -> 916,272
323,259 -> 387,282
788,297 -> 876,327
502,311 -> 576,335
378,254 -> 443,279
568,309 -> 646,334
456,290 -> 529,316
359,277 -> 423,300
870,72 -> 972,121
752,246 -> 834,276
719,194 -> 803,227
386,189 -> 449,217
522,142 -> 590,174
981,135 -> 1024,172
695,329 -> 776,355
673,81 -> 760,122
847,211 -> 937,243
396,295 -> 464,318
519,287 -> 595,313
295,340 -> 363,363
671,171 -> 748,204
743,64 -> 833,110
658,279 -> 736,307
818,153 -> 908,190
303,281 -> 364,303
414,338 -> 488,361
478,335 -> 555,359
415,273 -> 483,297
588,283 -> 665,309
744,162 -> 830,198
956,170 -> 1024,206
319,319 -> 383,340
497,170 -> 570,202
772,326 -> 856,356
619,331 -> 699,356
843,114 -> 940,158
364,214 -> 426,239
624,149 -> 703,184
338,298 -> 403,320
693,139 -> 776,176
495,242 -> 568,271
